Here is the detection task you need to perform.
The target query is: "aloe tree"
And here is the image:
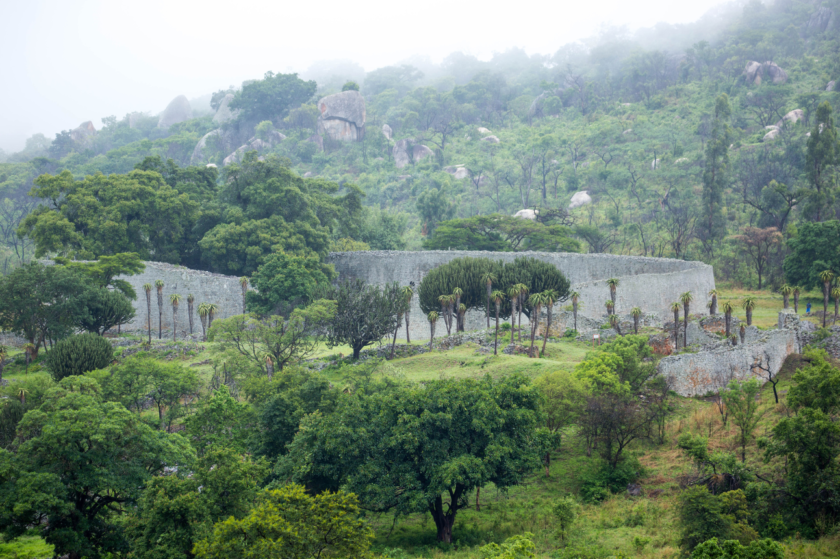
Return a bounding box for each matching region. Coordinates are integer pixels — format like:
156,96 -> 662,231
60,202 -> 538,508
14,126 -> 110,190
438,294 -> 453,335
570,291 -> 580,332
457,304 -> 467,333
428,311 -> 439,350
154,280 -> 165,339
402,286 -> 414,343
481,272 -> 497,328
833,287 -> 840,325
528,292 -> 546,358
515,284 -> 529,341
491,290 -> 505,355
680,292 -> 693,349
723,301 -> 733,338
540,290 -> 559,357
169,294 -> 182,341
740,324 -> 746,344
508,285 -> 522,338
779,285 -> 792,310
198,303 -> 209,341
819,270 -> 835,328
143,283 -> 153,344
187,294 -> 195,335
670,302 -> 681,347
239,276 -> 249,313
708,289 -> 718,315
207,303 -> 219,331
605,300 -> 614,316
631,307 -> 642,334
742,297 -> 757,326
607,278 -> 619,305
453,287 -> 464,331
793,286 -> 801,313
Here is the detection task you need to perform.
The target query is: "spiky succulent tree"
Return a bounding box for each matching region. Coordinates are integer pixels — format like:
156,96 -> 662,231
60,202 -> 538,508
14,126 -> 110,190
402,286 -> 414,343
708,289 -> 718,315
605,300 -> 614,316
540,290 -> 559,357
481,272 -> 497,328
670,302 -> 681,347
742,297 -> 757,326
143,283 -> 153,344
207,303 -> 219,331
239,277 -> 249,313
607,278 -> 619,305
508,285 -> 522,337
438,294 -> 452,336
187,294 -> 195,335
428,311 -> 439,350
609,314 -> 622,336
793,286 -> 801,313
154,280 -> 165,339
833,287 -> 840,325
570,291 -> 580,332
169,293 -> 182,341
631,307 -> 642,334
528,292 -> 546,358
452,287 -> 464,332
492,290 -> 505,355
739,324 -> 746,344
779,285 -> 792,310
457,304 -> 467,333
819,270 -> 835,328
198,303 -> 209,341
514,284 -> 529,341
722,301 -> 733,338
680,292 -> 693,349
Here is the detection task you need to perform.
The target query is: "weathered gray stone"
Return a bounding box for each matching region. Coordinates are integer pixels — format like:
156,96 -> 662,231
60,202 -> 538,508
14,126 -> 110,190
212,93 -> 238,124
481,135 -> 500,143
775,109 -> 804,128
413,144 -> 434,162
805,7 -> 835,35
828,81 -> 836,92
69,121 -> 96,146
191,129 -> 221,164
307,134 -> 324,152
745,61 -> 787,85
513,209 -> 538,220
744,61 -> 762,83
569,191 -> 592,209
158,95 -> 192,129
763,128 -> 779,142
393,139 -> 412,168
316,90 -> 366,142
327,251 -> 715,341
382,124 -> 393,139
477,127 -> 491,134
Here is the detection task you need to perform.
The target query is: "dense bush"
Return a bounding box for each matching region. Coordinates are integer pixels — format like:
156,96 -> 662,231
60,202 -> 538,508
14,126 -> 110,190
45,333 -> 114,381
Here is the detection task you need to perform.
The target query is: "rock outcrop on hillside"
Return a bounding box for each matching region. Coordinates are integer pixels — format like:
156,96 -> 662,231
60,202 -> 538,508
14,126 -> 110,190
744,61 -> 788,85
212,93 -> 238,124
221,131 -> 287,166
316,90 -> 366,142
192,130 -> 221,164
568,191 -> 592,209
382,124 -> 393,139
69,121 -> 96,147
804,6 -> 834,35
513,209 -> 538,220
444,165 -> 469,179
393,139 -> 434,168
158,95 -> 192,129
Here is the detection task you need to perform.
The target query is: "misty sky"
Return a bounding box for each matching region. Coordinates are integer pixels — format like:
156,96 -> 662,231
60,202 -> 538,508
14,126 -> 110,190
1,0 -> 729,152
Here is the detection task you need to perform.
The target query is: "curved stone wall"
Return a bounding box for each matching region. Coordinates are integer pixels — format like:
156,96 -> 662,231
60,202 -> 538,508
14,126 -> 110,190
326,251 -> 716,340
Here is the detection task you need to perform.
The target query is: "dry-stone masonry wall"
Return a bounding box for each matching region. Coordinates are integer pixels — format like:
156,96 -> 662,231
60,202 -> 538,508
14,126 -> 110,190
326,251 -> 715,340
114,262 -> 247,334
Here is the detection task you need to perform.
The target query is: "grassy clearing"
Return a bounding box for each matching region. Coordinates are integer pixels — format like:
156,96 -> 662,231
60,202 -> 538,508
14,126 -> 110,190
0,533 -> 54,559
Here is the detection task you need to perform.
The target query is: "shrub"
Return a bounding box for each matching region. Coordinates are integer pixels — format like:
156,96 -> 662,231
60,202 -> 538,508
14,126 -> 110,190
553,497 -> 579,541
580,457 -> 644,502
45,333 -> 114,381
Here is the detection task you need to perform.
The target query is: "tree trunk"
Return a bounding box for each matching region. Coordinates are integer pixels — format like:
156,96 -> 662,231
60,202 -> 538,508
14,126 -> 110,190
494,303 -> 500,355
188,301 -> 194,334
353,345 -> 362,360
782,294 -> 789,309
541,307 -> 552,357
172,310 -> 177,342
633,315 -> 639,334
794,292 -> 800,313
476,487 -> 481,511
573,302 -> 578,332
390,322 -> 399,359
683,305 -> 689,349
725,312 -> 731,337
747,308 -> 753,326
430,495 -> 458,544
518,298 -> 523,343
405,311 -> 411,344
529,306 -> 540,358
673,310 -> 679,346
824,285 -> 830,328
146,295 -> 152,344
429,323 -> 435,350
834,298 -> 838,325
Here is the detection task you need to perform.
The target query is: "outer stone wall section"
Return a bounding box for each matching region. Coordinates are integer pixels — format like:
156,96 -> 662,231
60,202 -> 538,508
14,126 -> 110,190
117,262 -> 247,334
657,327 -> 800,397
326,251 -> 716,341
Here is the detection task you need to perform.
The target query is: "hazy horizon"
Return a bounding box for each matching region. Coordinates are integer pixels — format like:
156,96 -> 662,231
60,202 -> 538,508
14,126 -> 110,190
1,0 -> 733,152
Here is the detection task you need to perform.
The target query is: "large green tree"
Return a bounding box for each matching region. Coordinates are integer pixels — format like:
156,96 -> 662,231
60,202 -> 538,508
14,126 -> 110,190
699,93 -> 732,256
228,72 -> 317,122
246,252 -> 334,315
804,101 -> 839,222
278,375 -> 542,543
424,214 -> 580,252
783,220 -> 840,289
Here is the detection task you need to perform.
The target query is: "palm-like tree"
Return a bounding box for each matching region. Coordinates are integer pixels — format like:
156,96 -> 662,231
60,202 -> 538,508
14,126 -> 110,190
515,284 -> 529,341
198,303 -> 210,341
540,290 -> 559,357
722,301 -> 733,338
819,270 -> 835,328
631,307 -> 642,334
793,286 -> 801,313
457,304 -> 467,333
605,300 -> 614,316
428,311 -> 439,350
154,280 -> 165,339
438,294 -> 452,335
239,277 -> 249,313
491,290 -> 505,355
708,289 -> 718,315
779,285 -> 793,310
391,309 -> 404,359
0,344 -> 7,384
187,294 -> 195,335
481,272 -> 497,328
402,286 -> 414,343
742,297 -> 757,326
739,324 -> 746,344
207,303 -> 219,331
143,283 -> 153,344
570,291 -> 580,332
528,292 -> 545,358
680,291 -> 693,349
609,314 -> 622,336
607,278 -> 620,305
508,285 -> 522,338
670,302 -> 681,347
453,287 -> 464,331
832,287 -> 840,325
169,294 -> 182,341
